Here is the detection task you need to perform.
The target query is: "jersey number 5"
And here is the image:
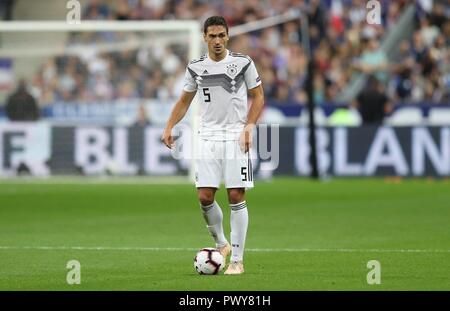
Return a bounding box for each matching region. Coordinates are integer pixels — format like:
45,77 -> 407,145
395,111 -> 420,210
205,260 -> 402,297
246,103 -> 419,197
203,88 -> 211,103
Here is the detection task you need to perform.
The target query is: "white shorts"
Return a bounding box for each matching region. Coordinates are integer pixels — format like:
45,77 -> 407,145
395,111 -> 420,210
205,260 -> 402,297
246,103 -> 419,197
195,139 -> 254,189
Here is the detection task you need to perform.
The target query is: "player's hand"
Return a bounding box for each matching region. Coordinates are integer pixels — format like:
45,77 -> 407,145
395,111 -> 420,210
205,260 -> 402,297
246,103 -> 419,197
161,128 -> 175,149
239,125 -> 253,153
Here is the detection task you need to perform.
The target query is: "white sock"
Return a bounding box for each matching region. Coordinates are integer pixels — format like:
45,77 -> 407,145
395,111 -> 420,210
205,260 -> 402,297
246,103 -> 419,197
201,201 -> 228,247
230,201 -> 248,263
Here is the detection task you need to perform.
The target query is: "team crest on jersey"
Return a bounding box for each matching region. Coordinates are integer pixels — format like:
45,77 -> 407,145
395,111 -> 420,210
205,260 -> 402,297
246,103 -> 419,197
227,64 -> 238,77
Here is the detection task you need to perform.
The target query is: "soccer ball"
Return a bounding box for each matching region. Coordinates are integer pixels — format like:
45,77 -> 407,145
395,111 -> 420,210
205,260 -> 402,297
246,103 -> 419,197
193,248 -> 224,275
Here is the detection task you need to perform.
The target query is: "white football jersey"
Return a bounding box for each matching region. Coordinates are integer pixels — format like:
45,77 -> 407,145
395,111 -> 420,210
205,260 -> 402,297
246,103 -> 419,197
183,49 -> 261,140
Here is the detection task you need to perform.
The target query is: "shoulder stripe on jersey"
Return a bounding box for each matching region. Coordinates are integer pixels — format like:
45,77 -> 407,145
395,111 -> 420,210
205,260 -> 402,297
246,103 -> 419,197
189,54 -> 207,64
229,51 -> 251,61
236,61 -> 252,77
187,67 -> 199,78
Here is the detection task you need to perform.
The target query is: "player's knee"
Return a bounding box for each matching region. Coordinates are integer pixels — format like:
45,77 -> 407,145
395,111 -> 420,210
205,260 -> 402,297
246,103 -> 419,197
227,189 -> 245,204
198,192 -> 215,206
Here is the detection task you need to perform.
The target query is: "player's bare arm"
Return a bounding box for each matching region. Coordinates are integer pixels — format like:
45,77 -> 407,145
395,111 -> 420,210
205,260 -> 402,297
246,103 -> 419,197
240,84 -> 264,153
162,90 -> 197,149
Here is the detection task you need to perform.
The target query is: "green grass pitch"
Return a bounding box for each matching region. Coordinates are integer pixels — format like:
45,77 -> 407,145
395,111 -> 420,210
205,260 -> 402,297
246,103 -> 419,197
0,177 -> 449,290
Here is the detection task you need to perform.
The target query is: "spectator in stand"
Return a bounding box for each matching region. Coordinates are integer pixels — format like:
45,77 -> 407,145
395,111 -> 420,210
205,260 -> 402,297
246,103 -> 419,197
5,79 -> 40,121
353,32 -> 389,84
353,75 -> 392,125
133,103 -> 151,127
83,0 -> 110,20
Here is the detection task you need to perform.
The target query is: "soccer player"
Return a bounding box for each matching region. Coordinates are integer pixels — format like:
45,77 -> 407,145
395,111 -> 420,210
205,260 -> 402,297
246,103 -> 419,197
162,16 -> 264,275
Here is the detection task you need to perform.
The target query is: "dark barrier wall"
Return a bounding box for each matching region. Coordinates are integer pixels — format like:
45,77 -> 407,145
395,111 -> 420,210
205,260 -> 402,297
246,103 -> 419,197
0,123 -> 448,177
276,126 -> 449,177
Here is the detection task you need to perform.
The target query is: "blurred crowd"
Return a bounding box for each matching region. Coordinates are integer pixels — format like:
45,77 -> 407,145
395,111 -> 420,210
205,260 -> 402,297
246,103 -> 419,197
29,41 -> 189,105
20,0 -> 450,107
390,2 -> 449,103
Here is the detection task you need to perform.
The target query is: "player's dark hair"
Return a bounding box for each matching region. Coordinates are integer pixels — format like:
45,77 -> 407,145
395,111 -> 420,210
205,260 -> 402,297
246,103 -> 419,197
203,16 -> 229,34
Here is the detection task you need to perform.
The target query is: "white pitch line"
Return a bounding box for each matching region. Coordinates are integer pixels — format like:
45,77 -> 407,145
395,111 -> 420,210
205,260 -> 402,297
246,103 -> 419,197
0,246 -> 449,253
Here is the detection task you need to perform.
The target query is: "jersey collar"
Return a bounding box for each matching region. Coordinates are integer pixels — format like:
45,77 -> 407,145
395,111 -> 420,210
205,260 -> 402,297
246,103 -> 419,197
207,49 -> 229,63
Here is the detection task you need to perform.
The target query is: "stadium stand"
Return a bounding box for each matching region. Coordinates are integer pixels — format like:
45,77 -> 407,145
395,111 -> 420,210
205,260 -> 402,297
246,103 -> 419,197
0,0 -> 449,125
